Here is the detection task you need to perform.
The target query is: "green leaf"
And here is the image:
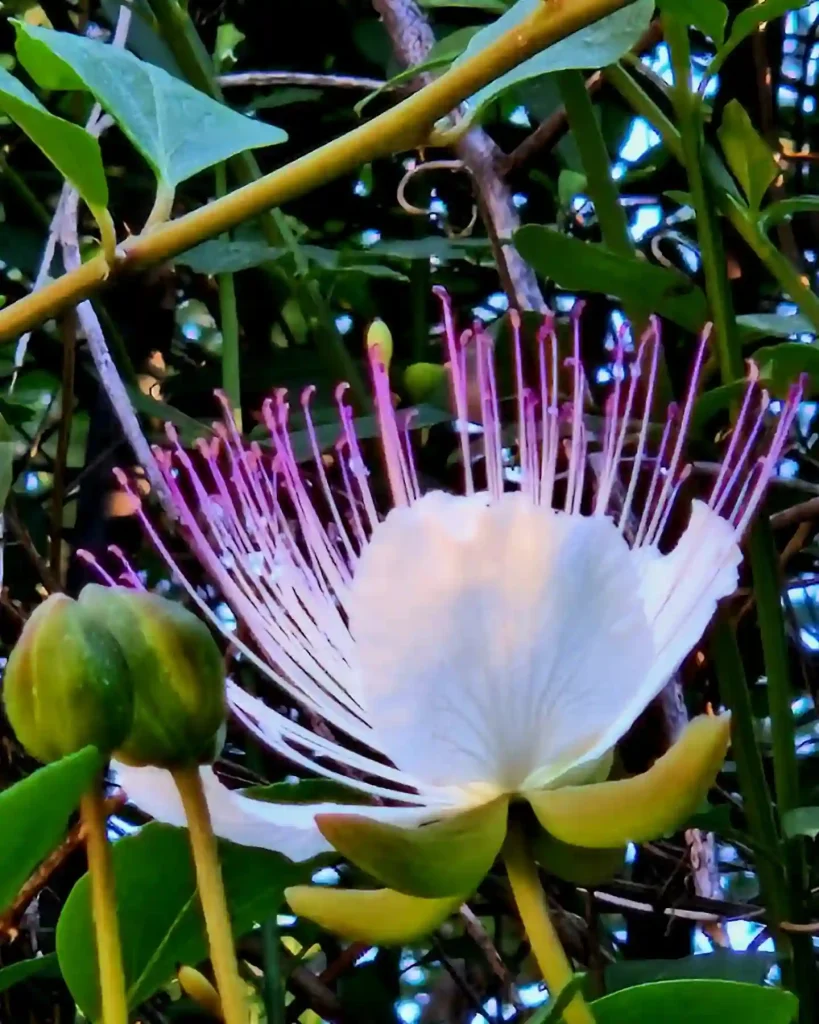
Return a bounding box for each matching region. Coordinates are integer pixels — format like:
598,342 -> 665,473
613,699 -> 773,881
737,312 -> 816,338
316,798 -> 508,898
14,23 -> 287,188
717,100 -> 778,211
513,225 -> 708,332
604,952 -> 775,993
656,0 -> 728,43
558,169 -> 587,209
126,387 -> 211,444
419,0 -> 510,11
355,26 -> 481,115
0,412 -> 16,510
0,66 -> 107,212
782,805 -> 819,839
57,822 -> 311,1019
530,974 -> 587,1024
758,195 -> 819,234
369,236 -> 493,263
243,778 -> 372,805
710,0 -> 813,80
457,0 -> 654,113
591,980 -> 798,1024
753,342 -> 819,394
175,239 -> 281,275
0,953 -> 60,994
0,747 -> 104,913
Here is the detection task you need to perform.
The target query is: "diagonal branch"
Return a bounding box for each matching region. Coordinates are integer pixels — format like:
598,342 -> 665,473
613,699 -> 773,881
375,0 -> 546,312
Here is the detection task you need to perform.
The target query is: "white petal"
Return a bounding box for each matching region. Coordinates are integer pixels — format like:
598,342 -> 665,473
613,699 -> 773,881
348,490 -> 656,793
577,500 -> 741,764
113,761 -> 454,862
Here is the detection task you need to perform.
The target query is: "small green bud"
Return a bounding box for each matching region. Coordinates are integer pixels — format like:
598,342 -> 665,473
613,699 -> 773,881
2,593 -> 134,763
78,585 -> 227,769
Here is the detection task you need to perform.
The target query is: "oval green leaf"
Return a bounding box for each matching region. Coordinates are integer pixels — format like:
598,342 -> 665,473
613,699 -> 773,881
56,822 -> 311,1019
0,67 -> 107,210
0,746 -> 103,913
14,23 -> 287,188
591,979 -> 798,1024
513,225 -> 708,332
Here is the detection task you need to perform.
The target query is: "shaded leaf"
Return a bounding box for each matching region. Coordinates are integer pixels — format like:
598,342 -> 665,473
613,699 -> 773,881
591,979 -> 797,1024
604,952 -> 775,993
710,0 -> 813,80
758,195 -> 819,234
175,239 -> 280,275
0,954 -> 60,994
656,0 -> 728,43
753,342 -> 819,394
243,778 -> 371,805
782,805 -> 819,839
717,100 -> 778,210
15,23 -> 286,188
0,66 -> 107,212
513,225 -> 708,332
56,822 -> 311,1019
458,0 -> 654,113
738,312 -> 816,338
0,747 -> 104,913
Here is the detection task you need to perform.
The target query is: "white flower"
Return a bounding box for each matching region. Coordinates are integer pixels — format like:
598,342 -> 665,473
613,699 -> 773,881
101,293 -> 800,871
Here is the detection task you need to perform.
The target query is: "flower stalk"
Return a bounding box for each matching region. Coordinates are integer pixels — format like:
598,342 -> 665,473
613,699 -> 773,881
504,822 -> 595,1024
80,787 -> 129,1024
0,0 -> 632,342
173,766 -> 247,1024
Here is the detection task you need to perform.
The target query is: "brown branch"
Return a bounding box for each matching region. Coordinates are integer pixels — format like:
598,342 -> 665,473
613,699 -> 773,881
371,0 -> 546,312
218,70 -> 389,91
0,792 -> 125,941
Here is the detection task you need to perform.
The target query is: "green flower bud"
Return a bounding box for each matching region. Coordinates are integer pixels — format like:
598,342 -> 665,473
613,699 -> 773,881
77,585 -> 226,769
366,319 -> 393,369
3,593 -> 134,763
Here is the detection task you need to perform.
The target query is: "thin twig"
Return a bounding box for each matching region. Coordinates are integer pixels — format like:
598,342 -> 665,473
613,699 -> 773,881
217,70 -> 389,91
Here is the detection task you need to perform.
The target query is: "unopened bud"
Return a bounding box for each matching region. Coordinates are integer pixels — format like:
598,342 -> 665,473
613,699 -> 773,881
3,593 -> 133,763
78,586 -> 226,769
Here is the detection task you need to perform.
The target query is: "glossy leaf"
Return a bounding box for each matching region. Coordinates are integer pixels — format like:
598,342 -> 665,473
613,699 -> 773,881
0,954 -> 60,994
0,747 -> 103,913
316,798 -> 508,898
717,100 -> 778,211
57,823 -> 310,1018
656,0 -> 728,43
590,979 -> 798,1024
514,225 -> 708,332
285,885 -> 461,944
0,67 -> 108,212
710,0 -> 813,80
14,23 -> 287,187
458,0 -> 654,112
525,714 -> 731,848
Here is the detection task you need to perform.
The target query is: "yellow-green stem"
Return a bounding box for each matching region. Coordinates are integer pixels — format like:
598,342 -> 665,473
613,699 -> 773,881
80,789 -> 129,1024
504,823 -> 595,1024
0,0 -> 630,342
173,766 -> 247,1024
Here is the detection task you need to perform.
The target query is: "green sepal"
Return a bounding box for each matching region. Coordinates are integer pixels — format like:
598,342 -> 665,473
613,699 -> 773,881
316,797 -> 508,898
285,885 -> 461,944
531,830 -> 625,885
525,715 -> 730,848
